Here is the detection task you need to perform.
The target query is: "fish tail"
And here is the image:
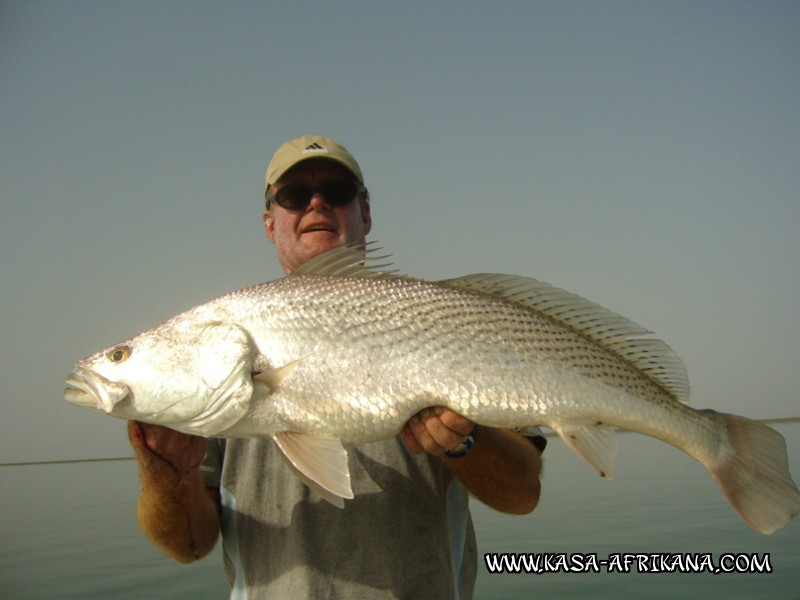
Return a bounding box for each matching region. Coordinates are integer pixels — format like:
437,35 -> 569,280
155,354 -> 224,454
707,411 -> 800,534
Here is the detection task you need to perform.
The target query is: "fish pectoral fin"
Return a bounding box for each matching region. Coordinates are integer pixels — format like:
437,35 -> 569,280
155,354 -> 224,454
272,432 -> 354,508
555,423 -> 619,479
253,359 -> 303,391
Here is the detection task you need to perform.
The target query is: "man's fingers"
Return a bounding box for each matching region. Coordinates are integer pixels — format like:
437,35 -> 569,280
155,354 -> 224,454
401,424 -> 425,453
127,421 -> 207,473
401,408 -> 475,456
420,411 -> 463,451
433,407 -> 474,436
406,411 -> 442,455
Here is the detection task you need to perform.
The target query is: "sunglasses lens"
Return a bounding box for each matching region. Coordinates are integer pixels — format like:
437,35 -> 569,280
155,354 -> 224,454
275,183 -> 313,210
274,180 -> 360,210
321,181 -> 360,206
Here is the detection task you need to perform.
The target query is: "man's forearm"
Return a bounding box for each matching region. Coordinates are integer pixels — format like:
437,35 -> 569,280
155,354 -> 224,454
135,452 -> 221,563
444,427 -> 542,514
128,421 -> 220,563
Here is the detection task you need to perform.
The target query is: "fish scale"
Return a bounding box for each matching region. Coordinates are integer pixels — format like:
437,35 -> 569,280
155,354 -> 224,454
249,278 -> 558,430
65,243 -> 800,532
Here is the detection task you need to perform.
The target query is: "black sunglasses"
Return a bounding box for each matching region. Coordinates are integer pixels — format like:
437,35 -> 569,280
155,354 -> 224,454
266,180 -> 366,211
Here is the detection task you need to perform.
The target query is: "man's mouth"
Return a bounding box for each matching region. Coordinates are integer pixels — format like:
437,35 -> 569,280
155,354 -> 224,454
302,224 -> 337,234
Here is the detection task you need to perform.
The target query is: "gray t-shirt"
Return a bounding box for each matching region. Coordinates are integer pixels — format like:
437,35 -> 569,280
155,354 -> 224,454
202,436 -> 477,599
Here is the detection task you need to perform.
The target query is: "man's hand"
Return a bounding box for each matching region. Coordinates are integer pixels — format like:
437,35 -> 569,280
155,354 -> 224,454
128,421 -> 207,476
401,407 -> 475,456
401,407 -> 542,515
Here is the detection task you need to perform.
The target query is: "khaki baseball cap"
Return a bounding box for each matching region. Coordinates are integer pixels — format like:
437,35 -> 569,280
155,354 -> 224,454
264,135 -> 364,197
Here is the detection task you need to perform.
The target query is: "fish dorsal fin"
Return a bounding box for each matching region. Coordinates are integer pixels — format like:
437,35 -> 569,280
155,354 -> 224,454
291,242 -> 404,279
438,273 -> 690,403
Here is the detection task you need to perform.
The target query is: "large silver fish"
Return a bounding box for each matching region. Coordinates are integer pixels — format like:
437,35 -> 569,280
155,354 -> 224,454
65,244 -> 800,533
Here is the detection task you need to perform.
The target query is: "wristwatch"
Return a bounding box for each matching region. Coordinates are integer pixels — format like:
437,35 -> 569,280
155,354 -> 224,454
444,425 -> 479,459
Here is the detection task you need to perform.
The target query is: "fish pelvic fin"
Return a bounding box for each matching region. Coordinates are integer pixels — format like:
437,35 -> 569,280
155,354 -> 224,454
708,411 -> 800,534
554,423 -> 619,479
271,432 -> 354,508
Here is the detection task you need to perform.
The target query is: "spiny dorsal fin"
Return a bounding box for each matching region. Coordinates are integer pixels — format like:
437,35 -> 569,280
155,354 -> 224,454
438,273 -> 690,403
291,242 -> 404,279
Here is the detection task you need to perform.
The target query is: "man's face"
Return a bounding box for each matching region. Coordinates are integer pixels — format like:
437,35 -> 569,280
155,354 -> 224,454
264,158 -> 372,274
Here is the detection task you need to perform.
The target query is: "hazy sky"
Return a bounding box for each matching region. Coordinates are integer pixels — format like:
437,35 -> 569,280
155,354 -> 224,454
1,1 -> 798,464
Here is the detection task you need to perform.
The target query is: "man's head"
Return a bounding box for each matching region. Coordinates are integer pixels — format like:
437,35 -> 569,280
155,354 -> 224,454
263,135 -> 372,274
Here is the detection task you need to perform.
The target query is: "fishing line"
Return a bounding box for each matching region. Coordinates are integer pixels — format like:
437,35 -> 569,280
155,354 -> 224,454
2,417 -> 798,467
0,456 -> 134,467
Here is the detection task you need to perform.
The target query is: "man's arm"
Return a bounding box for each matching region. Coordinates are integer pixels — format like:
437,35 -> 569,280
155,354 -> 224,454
402,408 -> 542,514
128,422 -> 221,563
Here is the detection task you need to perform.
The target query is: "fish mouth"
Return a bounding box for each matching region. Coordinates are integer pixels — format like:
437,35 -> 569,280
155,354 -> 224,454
64,367 -> 130,414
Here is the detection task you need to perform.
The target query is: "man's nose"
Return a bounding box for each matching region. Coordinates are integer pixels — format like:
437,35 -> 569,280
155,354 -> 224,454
307,192 -> 331,209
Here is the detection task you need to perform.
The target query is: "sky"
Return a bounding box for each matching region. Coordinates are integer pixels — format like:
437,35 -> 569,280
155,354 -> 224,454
1,1 -> 798,465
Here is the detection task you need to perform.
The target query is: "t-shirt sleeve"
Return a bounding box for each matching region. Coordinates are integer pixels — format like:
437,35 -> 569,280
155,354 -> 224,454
518,426 -> 548,453
200,438 -> 225,488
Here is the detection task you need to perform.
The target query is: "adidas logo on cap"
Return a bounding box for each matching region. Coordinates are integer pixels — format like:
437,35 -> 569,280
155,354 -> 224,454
302,142 -> 328,154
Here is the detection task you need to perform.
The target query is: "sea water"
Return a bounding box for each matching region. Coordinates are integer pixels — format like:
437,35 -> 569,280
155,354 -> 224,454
2,425 -> 798,599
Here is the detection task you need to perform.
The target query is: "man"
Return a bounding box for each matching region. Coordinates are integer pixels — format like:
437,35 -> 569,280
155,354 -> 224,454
128,135 -> 545,599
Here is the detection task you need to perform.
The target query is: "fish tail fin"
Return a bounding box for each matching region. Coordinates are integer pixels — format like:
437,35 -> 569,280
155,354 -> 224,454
708,411 -> 800,534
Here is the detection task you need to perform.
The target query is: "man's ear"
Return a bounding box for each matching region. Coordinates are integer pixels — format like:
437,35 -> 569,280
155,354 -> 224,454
263,209 -> 276,243
361,200 -> 372,235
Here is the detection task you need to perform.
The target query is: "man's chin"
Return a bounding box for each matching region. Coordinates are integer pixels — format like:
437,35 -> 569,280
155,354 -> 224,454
300,230 -> 342,248
298,231 -> 346,259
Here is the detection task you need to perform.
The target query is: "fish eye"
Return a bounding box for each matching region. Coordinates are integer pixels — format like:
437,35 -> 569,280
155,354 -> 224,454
107,346 -> 131,363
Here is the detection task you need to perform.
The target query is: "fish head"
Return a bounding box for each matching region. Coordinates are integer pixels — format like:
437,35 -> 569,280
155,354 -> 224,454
64,318 -> 255,436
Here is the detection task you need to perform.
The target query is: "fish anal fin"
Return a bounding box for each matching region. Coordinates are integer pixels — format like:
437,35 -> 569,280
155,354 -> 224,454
555,423 -> 619,479
272,432 -> 353,508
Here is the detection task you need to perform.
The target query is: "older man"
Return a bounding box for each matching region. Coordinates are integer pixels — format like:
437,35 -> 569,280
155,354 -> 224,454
129,135 -> 545,599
